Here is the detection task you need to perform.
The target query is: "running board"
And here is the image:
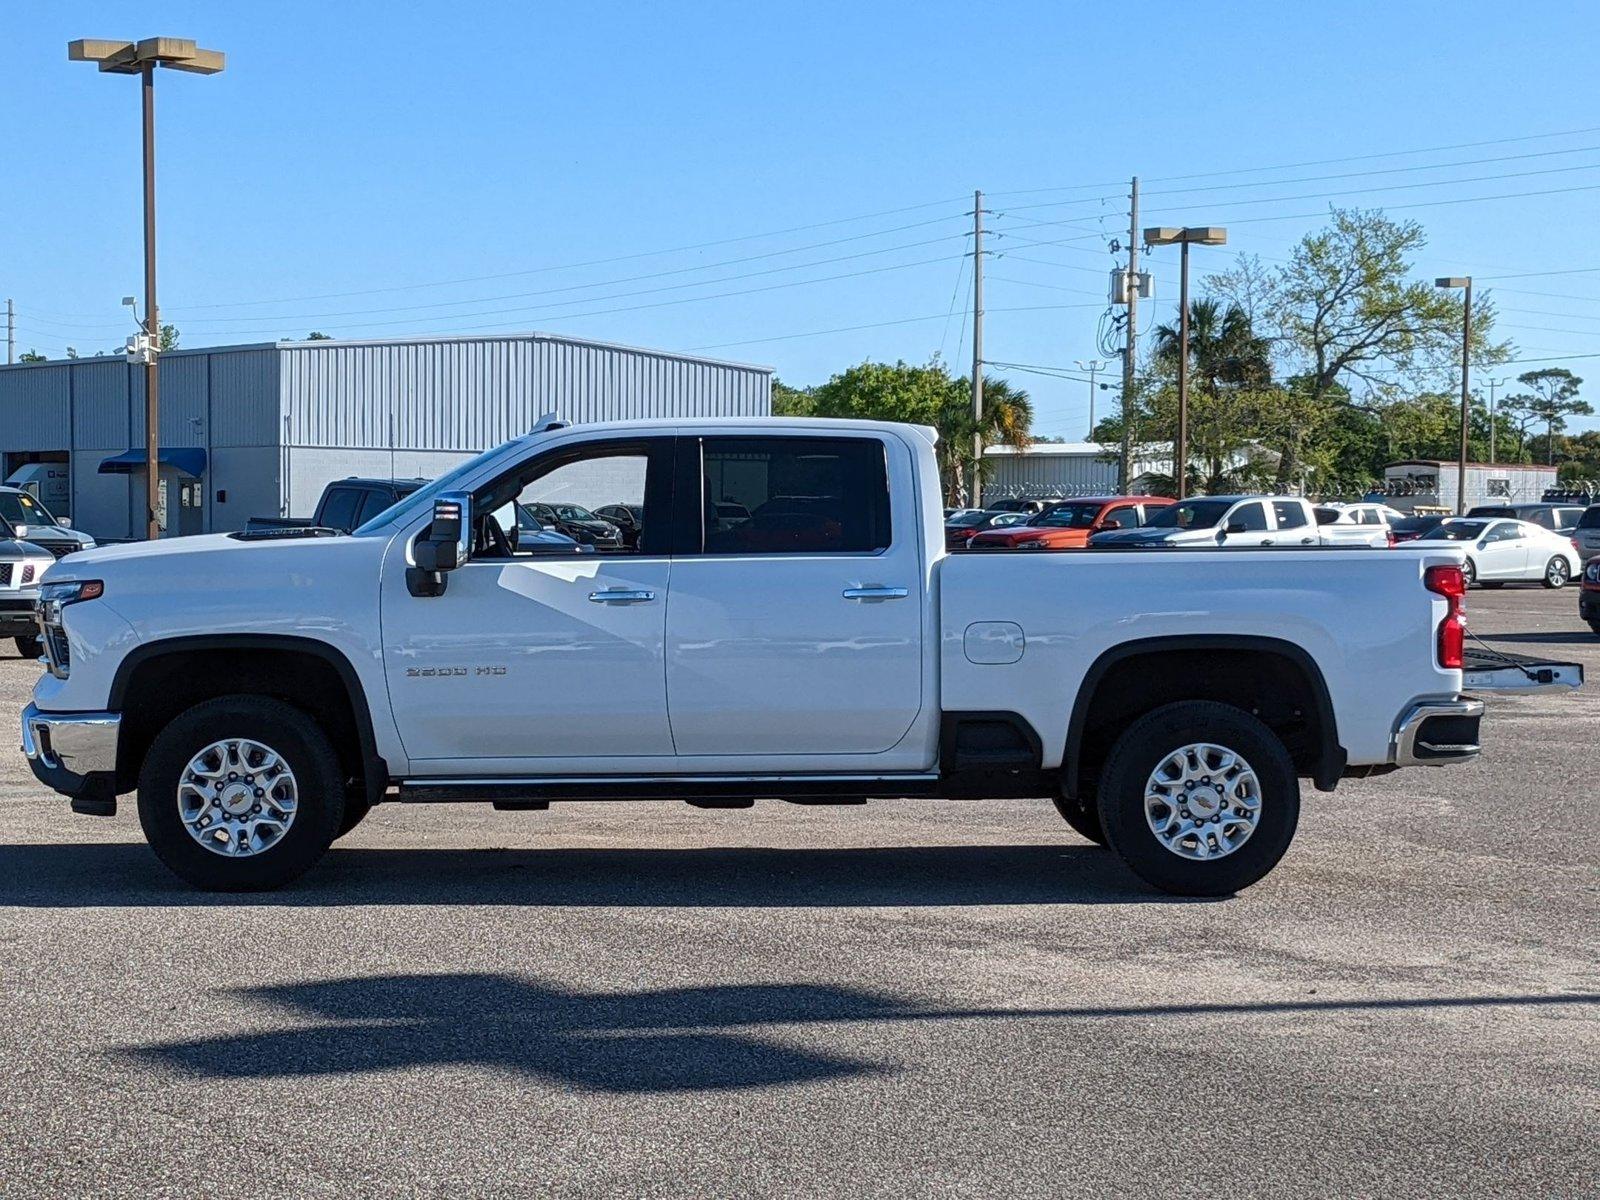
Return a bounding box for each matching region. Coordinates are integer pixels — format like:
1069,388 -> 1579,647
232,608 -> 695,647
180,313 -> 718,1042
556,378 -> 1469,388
396,774 -> 941,805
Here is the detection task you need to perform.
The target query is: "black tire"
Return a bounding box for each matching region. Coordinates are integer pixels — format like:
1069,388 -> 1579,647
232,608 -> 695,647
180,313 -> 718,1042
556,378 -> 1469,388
1462,557 -> 1477,587
1479,581 -> 1505,589
1052,795 -> 1106,845
1097,700 -> 1300,897
14,635 -> 39,659
137,695 -> 345,891
1542,557 -> 1570,589
335,796 -> 372,840
1589,620 -> 1600,638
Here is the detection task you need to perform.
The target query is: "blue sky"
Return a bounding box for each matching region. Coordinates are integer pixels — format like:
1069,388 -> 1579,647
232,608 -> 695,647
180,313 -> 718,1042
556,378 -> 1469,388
6,0 -> 1600,438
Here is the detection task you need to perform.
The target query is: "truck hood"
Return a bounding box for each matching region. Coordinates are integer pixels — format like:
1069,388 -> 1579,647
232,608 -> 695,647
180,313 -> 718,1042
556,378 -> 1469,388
40,531 -> 373,580
1090,526 -> 1219,547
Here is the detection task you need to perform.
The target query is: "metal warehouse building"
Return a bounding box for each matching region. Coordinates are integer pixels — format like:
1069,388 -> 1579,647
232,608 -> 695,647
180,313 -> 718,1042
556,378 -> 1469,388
0,332 -> 771,540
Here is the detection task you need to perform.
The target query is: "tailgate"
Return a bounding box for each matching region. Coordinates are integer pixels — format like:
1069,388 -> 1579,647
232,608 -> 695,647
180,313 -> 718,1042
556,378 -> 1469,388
1462,646 -> 1584,693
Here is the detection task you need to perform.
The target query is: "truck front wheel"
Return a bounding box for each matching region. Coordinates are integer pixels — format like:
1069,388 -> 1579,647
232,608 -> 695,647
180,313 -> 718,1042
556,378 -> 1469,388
1097,700 -> 1300,896
136,695 -> 345,891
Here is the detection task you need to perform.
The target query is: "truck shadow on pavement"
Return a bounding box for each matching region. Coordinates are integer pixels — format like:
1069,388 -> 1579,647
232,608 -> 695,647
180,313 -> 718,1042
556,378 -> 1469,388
0,842 -> 1166,908
119,972 -> 1600,1094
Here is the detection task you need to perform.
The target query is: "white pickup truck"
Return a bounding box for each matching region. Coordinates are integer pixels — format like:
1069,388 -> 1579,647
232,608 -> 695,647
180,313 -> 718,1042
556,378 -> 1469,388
20,417 -> 1579,896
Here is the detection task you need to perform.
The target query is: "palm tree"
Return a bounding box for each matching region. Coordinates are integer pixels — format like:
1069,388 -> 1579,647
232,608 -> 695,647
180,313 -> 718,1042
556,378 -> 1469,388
1151,300 -> 1272,489
939,376 -> 1034,504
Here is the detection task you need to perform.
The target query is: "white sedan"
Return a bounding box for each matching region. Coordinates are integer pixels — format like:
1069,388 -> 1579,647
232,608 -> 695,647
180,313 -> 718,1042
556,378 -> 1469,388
1412,517 -> 1582,588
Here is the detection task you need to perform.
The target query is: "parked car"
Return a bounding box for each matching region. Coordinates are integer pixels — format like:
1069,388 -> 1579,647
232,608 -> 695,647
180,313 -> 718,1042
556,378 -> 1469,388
1465,502 -> 1587,535
944,508 -> 1029,550
1411,517 -> 1581,588
1569,505 -> 1600,562
986,497 -> 1063,515
1314,502 -> 1404,547
521,501 -> 624,547
23,417 -> 1578,898
1580,559 -> 1600,634
0,486 -> 96,558
594,503 -> 645,549
0,527 -> 56,658
967,496 -> 1176,550
248,478 -> 427,535
1390,513 -> 1450,544
1089,496 -> 1339,549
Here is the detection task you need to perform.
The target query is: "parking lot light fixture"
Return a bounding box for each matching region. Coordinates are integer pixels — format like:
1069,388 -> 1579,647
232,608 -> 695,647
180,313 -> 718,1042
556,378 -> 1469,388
68,37 -> 225,541
1435,277 -> 1473,514
1143,227 -> 1230,498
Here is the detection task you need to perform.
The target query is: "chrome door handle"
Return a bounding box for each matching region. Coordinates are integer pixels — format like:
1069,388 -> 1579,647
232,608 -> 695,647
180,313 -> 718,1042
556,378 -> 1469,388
842,586 -> 909,601
588,588 -> 656,604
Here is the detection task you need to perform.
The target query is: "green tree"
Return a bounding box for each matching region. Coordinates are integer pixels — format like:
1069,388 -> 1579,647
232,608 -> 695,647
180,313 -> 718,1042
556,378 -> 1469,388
1501,368 -> 1589,464
944,375 -> 1034,503
19,349 -> 45,362
306,331 -> 333,341
159,323 -> 179,351
1211,207 -> 1509,486
771,377 -> 814,416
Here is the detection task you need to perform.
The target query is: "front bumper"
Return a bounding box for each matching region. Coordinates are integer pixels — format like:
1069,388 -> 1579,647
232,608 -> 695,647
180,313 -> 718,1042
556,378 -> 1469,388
20,702 -> 121,813
1392,698 -> 1484,767
1580,587 -> 1600,622
0,595 -> 39,635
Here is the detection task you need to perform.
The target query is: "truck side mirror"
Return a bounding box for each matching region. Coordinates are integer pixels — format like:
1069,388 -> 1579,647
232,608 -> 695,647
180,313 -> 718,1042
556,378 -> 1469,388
1225,520 -> 1248,534
1100,517 -> 1123,531
407,492 -> 472,598
57,516 -> 72,527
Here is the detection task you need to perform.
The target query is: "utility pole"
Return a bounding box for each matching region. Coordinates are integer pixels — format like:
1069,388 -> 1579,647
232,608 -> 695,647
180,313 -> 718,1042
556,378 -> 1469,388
970,189 -> 985,507
1487,377 -> 1505,464
5,299 -> 12,365
1120,177 -> 1139,492
1075,359 -> 1108,439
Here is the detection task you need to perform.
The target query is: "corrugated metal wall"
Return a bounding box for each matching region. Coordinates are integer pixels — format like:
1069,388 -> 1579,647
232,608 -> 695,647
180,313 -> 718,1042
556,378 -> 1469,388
0,333 -> 770,535
981,450 -> 1120,502
279,334 -> 770,454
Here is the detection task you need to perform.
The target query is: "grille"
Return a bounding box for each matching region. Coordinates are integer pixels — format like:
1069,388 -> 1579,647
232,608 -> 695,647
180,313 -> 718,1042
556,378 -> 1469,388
43,543 -> 73,560
0,563 -> 11,586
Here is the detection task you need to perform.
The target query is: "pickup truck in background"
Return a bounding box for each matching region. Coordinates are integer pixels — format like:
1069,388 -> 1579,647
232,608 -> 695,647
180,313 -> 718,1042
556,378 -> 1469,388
247,477 -> 428,535
1089,494 -> 1386,549
21,418 -> 1580,896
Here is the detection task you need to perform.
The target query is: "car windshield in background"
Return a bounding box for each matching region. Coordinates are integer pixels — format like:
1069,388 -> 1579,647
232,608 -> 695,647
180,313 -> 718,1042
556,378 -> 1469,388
1576,507 -> 1600,530
0,493 -> 53,526
551,504 -> 599,521
947,510 -> 993,528
989,512 -> 1028,527
1420,520 -> 1487,541
1032,503 -> 1101,529
1392,515 -> 1444,534
1144,499 -> 1232,530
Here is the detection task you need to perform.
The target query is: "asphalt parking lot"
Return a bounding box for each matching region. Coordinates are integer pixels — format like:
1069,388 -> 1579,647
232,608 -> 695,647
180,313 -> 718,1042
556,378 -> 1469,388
1,586 -> 1596,1199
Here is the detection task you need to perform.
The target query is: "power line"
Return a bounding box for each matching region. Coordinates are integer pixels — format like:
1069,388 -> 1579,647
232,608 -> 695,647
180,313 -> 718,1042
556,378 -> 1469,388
1207,181 -> 1600,226
688,303 -> 1103,351
178,195 -> 971,310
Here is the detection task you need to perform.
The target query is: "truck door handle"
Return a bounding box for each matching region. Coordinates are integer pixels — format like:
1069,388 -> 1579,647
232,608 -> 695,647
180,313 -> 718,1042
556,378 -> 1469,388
1300,537 -> 1315,545
842,586 -> 909,601
588,588 -> 655,604
1259,539 -> 1272,546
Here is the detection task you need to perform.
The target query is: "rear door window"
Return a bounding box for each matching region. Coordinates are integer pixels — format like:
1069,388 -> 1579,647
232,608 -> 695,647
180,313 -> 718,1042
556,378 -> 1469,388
1272,500 -> 1308,530
695,437 -> 891,555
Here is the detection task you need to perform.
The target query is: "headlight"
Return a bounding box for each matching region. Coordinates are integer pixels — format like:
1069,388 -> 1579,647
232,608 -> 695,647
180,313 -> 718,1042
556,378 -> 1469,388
1585,560 -> 1600,584
41,579 -> 104,608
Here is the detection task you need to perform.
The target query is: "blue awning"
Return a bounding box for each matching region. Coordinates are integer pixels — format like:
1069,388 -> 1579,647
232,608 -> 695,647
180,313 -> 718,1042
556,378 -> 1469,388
97,448 -> 208,477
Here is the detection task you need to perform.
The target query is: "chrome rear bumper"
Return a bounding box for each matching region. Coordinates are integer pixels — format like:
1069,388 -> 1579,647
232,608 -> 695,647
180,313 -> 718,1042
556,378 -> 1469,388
1392,698 -> 1484,767
21,702 -> 121,775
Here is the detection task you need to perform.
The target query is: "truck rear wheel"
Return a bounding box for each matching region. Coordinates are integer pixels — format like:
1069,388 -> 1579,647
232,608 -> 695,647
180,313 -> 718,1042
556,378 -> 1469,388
1097,700 -> 1299,896
1051,795 -> 1106,845
136,695 -> 345,891
14,635 -> 39,659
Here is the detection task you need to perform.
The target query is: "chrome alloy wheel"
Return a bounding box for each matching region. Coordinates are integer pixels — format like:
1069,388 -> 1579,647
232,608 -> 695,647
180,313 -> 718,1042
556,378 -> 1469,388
177,738 -> 299,857
1143,742 -> 1262,861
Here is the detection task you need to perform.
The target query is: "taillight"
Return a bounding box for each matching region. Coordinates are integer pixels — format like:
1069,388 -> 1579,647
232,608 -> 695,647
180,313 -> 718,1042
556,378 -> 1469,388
1424,564 -> 1466,670
1386,530 -> 1397,548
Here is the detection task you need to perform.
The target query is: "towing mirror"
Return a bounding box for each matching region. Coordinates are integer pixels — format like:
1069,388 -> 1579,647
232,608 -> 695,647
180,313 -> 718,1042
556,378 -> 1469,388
1224,520 -> 1249,534
407,491 -> 472,598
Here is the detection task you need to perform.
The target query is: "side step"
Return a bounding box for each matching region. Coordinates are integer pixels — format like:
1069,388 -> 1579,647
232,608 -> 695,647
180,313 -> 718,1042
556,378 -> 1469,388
398,774 -> 940,805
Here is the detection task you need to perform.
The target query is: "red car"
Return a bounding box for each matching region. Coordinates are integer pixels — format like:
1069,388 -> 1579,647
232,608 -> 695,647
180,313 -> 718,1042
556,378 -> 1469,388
967,496 -> 1176,550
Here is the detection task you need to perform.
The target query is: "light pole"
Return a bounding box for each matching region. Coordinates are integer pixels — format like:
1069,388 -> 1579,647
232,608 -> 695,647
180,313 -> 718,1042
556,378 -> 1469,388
1144,227 -> 1228,499
69,38 -> 224,541
1436,277 -> 1473,514
1074,359 -> 1109,440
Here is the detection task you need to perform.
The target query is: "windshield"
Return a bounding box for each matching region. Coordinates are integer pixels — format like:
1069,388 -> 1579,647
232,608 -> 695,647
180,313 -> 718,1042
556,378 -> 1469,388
1419,520 -> 1486,541
1144,499 -> 1232,530
1392,515 -> 1442,534
0,492 -> 56,527
351,442 -> 513,534
947,510 -> 991,528
551,504 -> 598,521
1031,503 -> 1101,529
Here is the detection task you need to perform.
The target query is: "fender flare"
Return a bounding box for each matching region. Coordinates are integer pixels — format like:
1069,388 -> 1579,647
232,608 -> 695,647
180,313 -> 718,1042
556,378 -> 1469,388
1061,634 -> 1345,797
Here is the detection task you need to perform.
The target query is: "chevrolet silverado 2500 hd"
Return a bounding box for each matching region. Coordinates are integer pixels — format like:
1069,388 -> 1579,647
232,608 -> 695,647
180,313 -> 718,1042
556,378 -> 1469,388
21,418 -> 1579,895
